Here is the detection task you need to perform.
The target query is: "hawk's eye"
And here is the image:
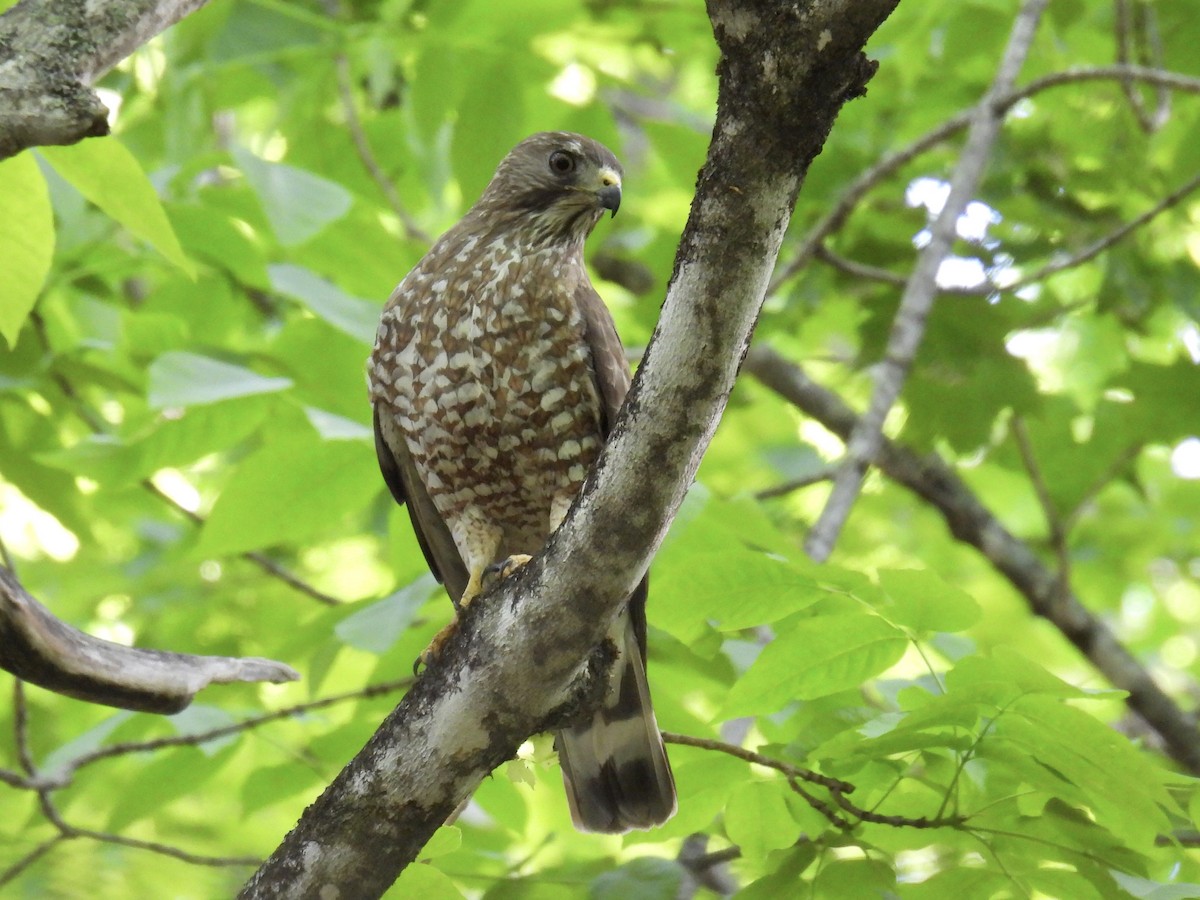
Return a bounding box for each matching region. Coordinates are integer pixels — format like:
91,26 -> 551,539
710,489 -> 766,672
548,151 -> 576,175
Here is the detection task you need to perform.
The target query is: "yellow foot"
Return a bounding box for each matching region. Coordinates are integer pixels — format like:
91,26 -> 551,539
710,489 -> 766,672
414,615 -> 460,674
482,554 -> 533,591
414,568 -> 486,673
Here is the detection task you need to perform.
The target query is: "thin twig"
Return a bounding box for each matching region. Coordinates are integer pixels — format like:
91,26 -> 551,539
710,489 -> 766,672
1115,0 -> 1171,132
61,825 -> 260,868
805,0 -> 1049,562
32,318 -> 342,608
662,731 -> 853,792
320,0 -> 430,244
61,676 -> 413,779
662,731 -> 964,830
814,170 -> 1200,298
769,64 -> 1200,297
1010,416 -> 1072,605
743,346 -> 1200,774
12,680 -> 34,776
815,244 -> 906,286
754,464 -> 838,500
0,835 -> 67,889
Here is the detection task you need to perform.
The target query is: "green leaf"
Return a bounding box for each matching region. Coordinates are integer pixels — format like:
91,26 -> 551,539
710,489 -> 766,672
233,148 -> 353,246
147,351 -> 293,409
1111,872 -> 1200,900
197,432 -> 381,557
39,139 -> 193,275
723,780 -> 797,861
335,574 -> 439,654
421,826 -> 462,860
269,263 -> 380,344
722,614 -> 907,717
945,650 -> 1094,704
41,712 -> 134,777
876,568 -> 982,634
0,152 -> 54,346
304,406 -> 373,441
386,864 -> 464,899
108,746 -> 233,831
993,695 -> 1172,847
812,859 -> 895,897
242,762 -> 322,815
590,857 -> 683,900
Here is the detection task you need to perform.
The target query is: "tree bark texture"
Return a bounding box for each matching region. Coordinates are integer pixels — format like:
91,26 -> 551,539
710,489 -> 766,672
241,1 -> 899,896
0,566 -> 298,714
0,0 -> 211,160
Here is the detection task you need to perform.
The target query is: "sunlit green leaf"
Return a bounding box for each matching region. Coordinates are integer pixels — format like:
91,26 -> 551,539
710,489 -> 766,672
233,147 -> 353,246
723,614 -> 907,716
269,263 -> 379,344
0,153 -> 54,346
197,431 -> 380,557
876,568 -> 982,633
335,574 -> 439,654
724,780 -> 796,861
147,351 -> 293,408
40,139 -> 193,275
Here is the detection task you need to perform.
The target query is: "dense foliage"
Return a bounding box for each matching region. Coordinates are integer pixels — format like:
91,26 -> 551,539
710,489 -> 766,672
2,0 -> 1199,897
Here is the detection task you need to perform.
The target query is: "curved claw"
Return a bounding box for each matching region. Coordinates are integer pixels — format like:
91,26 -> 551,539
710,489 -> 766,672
414,615 -> 460,674
482,553 -> 533,591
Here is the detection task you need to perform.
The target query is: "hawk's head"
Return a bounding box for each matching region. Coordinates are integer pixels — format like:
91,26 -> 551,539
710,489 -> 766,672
473,132 -> 623,247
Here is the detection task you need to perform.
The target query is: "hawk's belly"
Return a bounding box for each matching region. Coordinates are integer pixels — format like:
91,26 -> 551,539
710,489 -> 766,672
378,285 -> 603,556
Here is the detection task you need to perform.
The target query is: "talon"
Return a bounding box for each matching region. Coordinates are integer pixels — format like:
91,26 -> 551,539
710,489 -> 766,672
414,615 -> 460,674
482,554 -> 533,590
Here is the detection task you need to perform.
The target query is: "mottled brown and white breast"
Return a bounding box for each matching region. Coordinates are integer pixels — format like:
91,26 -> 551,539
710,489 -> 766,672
370,240 -> 604,553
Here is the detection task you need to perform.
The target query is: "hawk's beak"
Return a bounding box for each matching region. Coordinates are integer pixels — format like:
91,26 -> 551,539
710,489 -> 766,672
596,168 -> 622,218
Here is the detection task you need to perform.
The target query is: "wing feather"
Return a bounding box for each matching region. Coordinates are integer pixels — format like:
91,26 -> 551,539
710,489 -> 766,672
373,406 -> 469,603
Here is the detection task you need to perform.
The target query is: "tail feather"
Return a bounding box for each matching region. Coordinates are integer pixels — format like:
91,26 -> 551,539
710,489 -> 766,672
556,609 -> 676,833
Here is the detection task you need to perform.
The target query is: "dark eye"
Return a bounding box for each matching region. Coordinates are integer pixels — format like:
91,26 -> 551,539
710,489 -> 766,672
548,150 -> 576,174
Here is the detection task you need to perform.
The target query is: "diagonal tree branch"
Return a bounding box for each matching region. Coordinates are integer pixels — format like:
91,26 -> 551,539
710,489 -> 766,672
0,565 -> 298,714
806,0 -> 1049,561
744,345 -> 1200,774
240,1 -> 899,895
0,0 -> 213,160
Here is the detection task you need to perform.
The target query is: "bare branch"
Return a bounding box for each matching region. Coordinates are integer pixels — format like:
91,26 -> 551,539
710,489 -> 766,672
769,64 -> 1200,297
744,346 -> 1200,774
0,0 -> 213,159
663,732 -> 962,830
62,677 -> 412,780
815,170 -> 1200,298
1115,0 -> 1171,132
319,0 -> 431,244
806,0 -> 1049,561
1010,416 -> 1072,602
0,566 -> 298,714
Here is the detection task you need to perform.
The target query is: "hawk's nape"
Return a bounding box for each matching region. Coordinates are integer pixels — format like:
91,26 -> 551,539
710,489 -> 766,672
368,132 -> 675,832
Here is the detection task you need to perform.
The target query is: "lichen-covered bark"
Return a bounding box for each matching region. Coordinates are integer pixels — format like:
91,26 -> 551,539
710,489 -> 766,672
242,1 -> 898,896
0,0 -> 211,160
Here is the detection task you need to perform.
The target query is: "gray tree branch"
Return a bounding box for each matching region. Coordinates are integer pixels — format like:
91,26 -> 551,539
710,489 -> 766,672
806,0 -> 1049,561
239,1 -> 899,896
0,566 -> 298,714
0,0 -> 211,160
744,345 -> 1200,775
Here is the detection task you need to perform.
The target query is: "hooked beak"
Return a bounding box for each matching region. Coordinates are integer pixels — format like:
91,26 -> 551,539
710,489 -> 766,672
596,167 -> 622,217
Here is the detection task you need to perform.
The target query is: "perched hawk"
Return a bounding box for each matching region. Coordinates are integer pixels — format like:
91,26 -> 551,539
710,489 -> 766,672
368,132 -> 676,833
